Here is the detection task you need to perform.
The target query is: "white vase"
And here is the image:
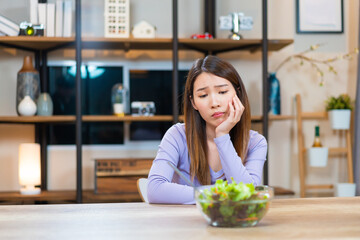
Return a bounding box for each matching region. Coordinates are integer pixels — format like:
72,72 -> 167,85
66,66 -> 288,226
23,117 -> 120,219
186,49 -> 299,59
18,95 -> 37,116
308,147 -> 328,167
335,183 -> 356,197
329,109 -> 351,130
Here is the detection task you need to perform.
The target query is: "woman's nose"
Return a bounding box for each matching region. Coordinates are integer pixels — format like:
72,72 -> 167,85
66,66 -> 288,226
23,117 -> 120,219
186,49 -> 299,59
210,94 -> 220,108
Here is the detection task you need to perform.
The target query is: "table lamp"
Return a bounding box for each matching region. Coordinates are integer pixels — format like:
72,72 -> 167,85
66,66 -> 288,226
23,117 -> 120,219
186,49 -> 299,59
18,143 -> 41,195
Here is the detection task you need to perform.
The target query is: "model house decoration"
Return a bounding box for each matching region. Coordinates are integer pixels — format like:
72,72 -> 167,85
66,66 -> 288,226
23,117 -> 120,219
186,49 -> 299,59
132,20 -> 156,38
104,0 -> 129,38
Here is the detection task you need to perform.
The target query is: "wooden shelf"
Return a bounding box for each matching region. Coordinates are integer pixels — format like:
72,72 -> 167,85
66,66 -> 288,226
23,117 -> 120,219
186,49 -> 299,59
0,190 -> 142,204
0,115 -> 173,123
83,115 -> 173,122
302,147 -> 348,155
305,184 -> 333,190
301,111 -> 328,119
0,114 -> 295,124
0,36 -> 73,50
0,190 -> 76,203
0,36 -> 293,52
0,115 -> 75,123
252,114 -> 294,121
179,38 -> 293,52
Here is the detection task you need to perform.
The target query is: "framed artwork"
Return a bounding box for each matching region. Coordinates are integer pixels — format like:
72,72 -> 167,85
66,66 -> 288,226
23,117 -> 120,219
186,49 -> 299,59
296,0 -> 344,34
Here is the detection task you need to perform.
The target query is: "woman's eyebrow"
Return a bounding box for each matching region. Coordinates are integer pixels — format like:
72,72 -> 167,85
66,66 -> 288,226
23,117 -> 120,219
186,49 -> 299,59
196,86 -> 208,92
215,84 -> 228,88
195,84 -> 228,92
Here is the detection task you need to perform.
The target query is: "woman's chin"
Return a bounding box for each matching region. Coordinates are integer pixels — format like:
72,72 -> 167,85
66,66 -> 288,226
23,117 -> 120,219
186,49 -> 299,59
214,118 -> 226,127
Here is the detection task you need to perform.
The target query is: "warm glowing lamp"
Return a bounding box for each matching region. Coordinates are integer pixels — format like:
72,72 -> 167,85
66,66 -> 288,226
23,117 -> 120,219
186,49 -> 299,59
18,143 -> 41,195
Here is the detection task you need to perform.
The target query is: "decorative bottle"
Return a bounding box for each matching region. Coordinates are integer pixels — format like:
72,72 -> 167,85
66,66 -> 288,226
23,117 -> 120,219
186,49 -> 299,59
268,72 -> 281,115
312,125 -> 323,147
16,56 -> 40,115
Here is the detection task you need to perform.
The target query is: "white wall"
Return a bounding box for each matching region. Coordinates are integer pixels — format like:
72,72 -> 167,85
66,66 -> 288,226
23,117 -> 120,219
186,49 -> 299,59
0,0 -> 358,194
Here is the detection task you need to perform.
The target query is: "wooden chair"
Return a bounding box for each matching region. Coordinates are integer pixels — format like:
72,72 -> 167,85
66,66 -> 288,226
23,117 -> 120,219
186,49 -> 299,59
137,178 -> 149,203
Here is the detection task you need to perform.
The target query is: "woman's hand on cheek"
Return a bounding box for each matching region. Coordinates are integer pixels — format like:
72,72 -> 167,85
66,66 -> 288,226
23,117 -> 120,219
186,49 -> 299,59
215,96 -> 245,137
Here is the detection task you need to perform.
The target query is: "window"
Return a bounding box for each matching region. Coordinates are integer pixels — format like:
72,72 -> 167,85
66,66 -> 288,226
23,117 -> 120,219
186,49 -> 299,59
47,65 -> 188,144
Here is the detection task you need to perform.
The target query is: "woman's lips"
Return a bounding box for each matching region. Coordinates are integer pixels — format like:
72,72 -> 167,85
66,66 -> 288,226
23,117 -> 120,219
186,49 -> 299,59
212,112 -> 224,118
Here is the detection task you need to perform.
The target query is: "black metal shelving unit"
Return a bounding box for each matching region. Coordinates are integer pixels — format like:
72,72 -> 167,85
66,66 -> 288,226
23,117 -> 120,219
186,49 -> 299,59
261,0 -> 269,185
75,0 -> 82,203
70,0 -> 272,201
0,0 -> 282,202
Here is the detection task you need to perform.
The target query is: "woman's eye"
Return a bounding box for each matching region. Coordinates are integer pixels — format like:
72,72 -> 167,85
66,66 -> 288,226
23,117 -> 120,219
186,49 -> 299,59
219,90 -> 228,94
199,94 -> 207,98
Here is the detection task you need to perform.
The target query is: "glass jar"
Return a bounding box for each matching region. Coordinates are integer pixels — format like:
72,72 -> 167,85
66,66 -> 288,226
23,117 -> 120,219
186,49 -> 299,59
111,83 -> 127,116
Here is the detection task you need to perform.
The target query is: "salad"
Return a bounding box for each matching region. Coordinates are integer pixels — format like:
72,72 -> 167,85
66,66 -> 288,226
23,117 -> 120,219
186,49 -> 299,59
196,178 -> 271,227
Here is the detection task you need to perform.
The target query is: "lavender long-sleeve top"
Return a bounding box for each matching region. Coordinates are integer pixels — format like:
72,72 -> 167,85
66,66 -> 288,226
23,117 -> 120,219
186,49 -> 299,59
147,123 -> 267,204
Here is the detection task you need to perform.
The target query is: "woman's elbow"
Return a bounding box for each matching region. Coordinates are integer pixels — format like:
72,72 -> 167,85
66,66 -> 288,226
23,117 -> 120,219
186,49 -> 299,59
147,178 -> 164,204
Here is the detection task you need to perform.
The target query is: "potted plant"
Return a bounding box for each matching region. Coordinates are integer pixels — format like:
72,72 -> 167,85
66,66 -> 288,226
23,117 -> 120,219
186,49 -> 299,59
325,94 -> 353,130
335,182 -> 356,197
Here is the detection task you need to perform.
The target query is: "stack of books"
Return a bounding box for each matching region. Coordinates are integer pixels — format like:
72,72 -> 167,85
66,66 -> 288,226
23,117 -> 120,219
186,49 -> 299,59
0,0 -> 72,37
0,15 -> 19,36
31,0 -> 72,37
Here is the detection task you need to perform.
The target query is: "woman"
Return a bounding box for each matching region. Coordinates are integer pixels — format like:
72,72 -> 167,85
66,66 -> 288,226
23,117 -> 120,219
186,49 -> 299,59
147,56 -> 267,204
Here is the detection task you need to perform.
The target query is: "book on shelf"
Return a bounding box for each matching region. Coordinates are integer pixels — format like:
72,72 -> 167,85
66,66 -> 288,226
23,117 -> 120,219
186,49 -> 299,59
0,15 -> 19,36
55,0 -> 64,37
30,0 -> 38,24
63,0 -> 72,37
38,2 -> 47,34
46,3 -> 55,37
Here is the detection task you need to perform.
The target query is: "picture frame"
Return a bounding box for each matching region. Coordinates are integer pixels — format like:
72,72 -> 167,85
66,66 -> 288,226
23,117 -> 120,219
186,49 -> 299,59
296,0 -> 343,34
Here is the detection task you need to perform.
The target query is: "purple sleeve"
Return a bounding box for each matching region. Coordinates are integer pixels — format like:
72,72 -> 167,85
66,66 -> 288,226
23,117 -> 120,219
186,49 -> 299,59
147,125 -> 195,204
214,132 -> 267,185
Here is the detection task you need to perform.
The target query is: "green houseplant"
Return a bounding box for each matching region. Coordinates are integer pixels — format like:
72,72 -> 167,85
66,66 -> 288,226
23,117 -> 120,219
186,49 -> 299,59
325,94 -> 353,111
325,94 -> 353,130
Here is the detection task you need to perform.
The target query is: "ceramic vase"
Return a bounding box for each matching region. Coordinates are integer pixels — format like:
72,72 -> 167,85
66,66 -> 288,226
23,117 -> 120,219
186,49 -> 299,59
37,93 -> 53,116
18,95 -> 37,116
16,56 -> 40,116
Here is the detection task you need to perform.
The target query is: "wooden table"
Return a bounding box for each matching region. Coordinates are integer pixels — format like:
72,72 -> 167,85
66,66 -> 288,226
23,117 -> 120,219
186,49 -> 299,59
0,197 -> 359,239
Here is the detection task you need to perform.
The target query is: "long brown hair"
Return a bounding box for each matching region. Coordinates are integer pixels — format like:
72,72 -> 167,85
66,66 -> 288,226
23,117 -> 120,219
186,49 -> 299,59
183,55 -> 251,185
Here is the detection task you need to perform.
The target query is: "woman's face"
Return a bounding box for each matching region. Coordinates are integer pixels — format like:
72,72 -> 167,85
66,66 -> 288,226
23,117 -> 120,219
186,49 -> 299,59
191,72 -> 237,129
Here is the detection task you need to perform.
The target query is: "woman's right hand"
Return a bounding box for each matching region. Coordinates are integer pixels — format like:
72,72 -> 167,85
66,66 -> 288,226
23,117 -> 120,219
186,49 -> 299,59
215,96 -> 244,137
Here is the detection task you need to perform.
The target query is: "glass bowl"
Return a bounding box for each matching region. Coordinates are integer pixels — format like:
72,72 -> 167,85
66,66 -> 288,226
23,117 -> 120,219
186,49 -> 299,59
195,185 -> 273,227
